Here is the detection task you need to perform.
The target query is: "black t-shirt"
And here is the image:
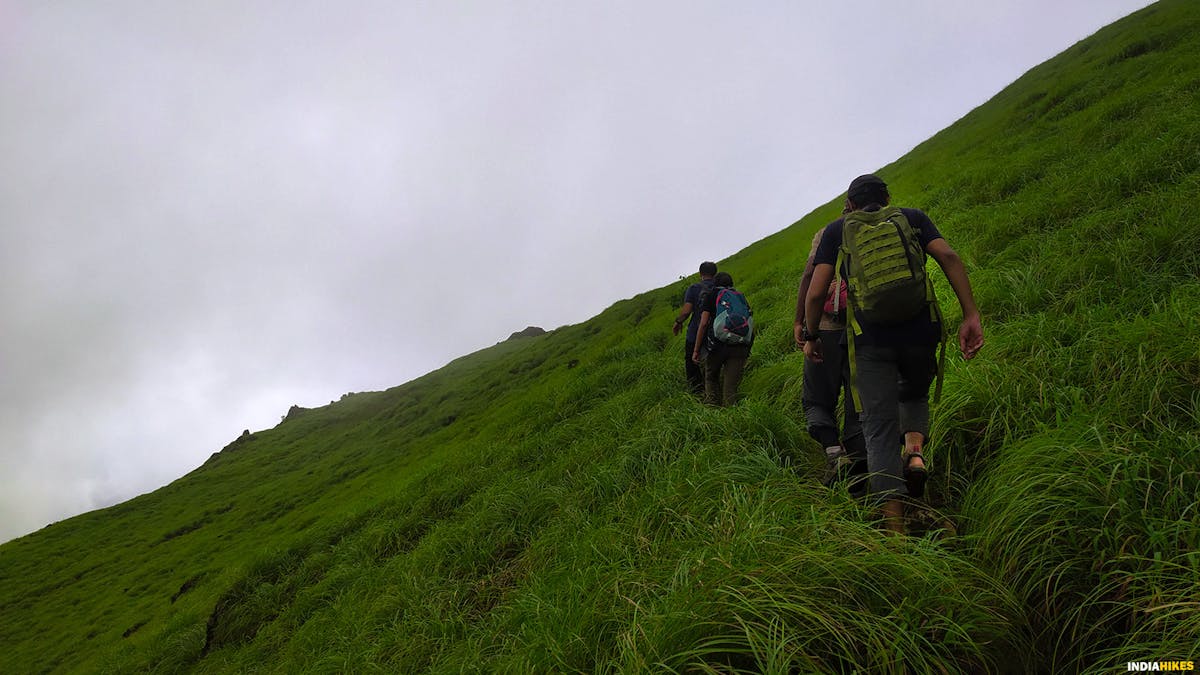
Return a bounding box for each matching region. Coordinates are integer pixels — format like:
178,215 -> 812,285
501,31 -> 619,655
813,206 -> 943,346
699,285 -> 720,316
682,278 -> 715,343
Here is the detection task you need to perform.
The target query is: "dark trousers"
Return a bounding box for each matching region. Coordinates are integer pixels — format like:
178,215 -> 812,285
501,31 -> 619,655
684,340 -> 704,395
704,344 -> 751,406
803,329 -> 866,487
802,330 -> 864,447
854,342 -> 937,501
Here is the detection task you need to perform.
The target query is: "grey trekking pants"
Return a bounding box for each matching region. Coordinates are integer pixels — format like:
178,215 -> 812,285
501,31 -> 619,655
853,342 -> 937,500
802,329 -> 864,455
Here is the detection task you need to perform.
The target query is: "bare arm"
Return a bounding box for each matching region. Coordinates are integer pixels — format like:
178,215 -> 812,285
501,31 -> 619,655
794,257 -> 816,346
802,263 -> 834,362
691,311 -> 712,362
672,301 -> 694,336
805,264 -> 834,333
926,239 -> 978,316
926,238 -> 984,359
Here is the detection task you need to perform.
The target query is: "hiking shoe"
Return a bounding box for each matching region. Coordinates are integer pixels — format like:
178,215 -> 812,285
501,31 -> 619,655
821,446 -> 851,487
903,448 -> 928,499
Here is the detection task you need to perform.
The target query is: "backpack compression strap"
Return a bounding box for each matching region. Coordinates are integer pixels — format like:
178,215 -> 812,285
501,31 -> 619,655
836,245 -> 865,412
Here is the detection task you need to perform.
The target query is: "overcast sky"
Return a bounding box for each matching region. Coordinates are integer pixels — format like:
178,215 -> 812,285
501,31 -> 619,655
0,0 -> 1154,543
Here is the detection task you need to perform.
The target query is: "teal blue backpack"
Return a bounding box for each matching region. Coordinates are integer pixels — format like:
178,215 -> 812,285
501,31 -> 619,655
712,288 -> 753,345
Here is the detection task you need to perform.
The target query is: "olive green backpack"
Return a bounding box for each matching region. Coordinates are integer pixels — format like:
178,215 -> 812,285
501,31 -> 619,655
833,206 -> 946,408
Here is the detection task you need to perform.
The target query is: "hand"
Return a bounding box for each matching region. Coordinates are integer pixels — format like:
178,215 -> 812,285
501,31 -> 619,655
692,351 -> 702,364
672,320 -> 682,336
959,314 -> 984,360
803,337 -> 823,363
794,323 -> 805,348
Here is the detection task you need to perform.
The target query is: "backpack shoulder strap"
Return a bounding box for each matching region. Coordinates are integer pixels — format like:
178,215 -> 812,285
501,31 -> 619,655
835,243 -> 866,412
928,276 -> 947,403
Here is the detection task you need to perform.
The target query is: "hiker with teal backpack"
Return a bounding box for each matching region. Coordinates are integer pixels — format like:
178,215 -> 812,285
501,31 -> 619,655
693,272 -> 754,406
803,174 -> 983,534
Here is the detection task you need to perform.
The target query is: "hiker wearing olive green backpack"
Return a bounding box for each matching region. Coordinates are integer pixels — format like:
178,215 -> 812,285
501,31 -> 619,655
802,174 -> 983,534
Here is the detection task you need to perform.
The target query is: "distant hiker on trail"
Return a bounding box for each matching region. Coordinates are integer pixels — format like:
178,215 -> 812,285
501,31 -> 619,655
803,174 -> 983,534
674,261 -> 718,396
796,220 -> 866,494
693,271 -> 754,406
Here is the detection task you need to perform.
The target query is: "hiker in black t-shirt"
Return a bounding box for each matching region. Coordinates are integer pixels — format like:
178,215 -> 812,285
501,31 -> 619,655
796,222 -> 866,495
692,272 -> 753,406
802,174 -> 983,534
673,261 -> 718,396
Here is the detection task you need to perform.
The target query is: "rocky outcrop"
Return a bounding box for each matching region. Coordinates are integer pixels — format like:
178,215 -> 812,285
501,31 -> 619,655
506,326 -> 546,341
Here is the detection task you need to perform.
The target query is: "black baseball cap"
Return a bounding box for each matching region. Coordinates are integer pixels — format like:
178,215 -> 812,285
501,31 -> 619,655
847,174 -> 888,200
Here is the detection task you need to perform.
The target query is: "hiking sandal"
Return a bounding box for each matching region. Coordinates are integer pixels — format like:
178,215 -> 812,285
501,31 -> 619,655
902,447 -> 928,499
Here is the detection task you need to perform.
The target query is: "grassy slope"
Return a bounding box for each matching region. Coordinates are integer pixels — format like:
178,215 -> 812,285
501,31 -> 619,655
2,1 -> 1198,672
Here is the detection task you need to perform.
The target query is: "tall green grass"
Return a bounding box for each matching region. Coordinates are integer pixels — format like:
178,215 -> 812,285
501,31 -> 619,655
2,1 -> 1199,672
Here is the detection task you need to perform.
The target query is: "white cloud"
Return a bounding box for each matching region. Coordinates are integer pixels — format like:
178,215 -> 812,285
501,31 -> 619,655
0,0 -> 1155,542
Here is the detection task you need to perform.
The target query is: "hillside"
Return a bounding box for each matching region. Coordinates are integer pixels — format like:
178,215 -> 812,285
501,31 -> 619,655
2,1 -> 1198,672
